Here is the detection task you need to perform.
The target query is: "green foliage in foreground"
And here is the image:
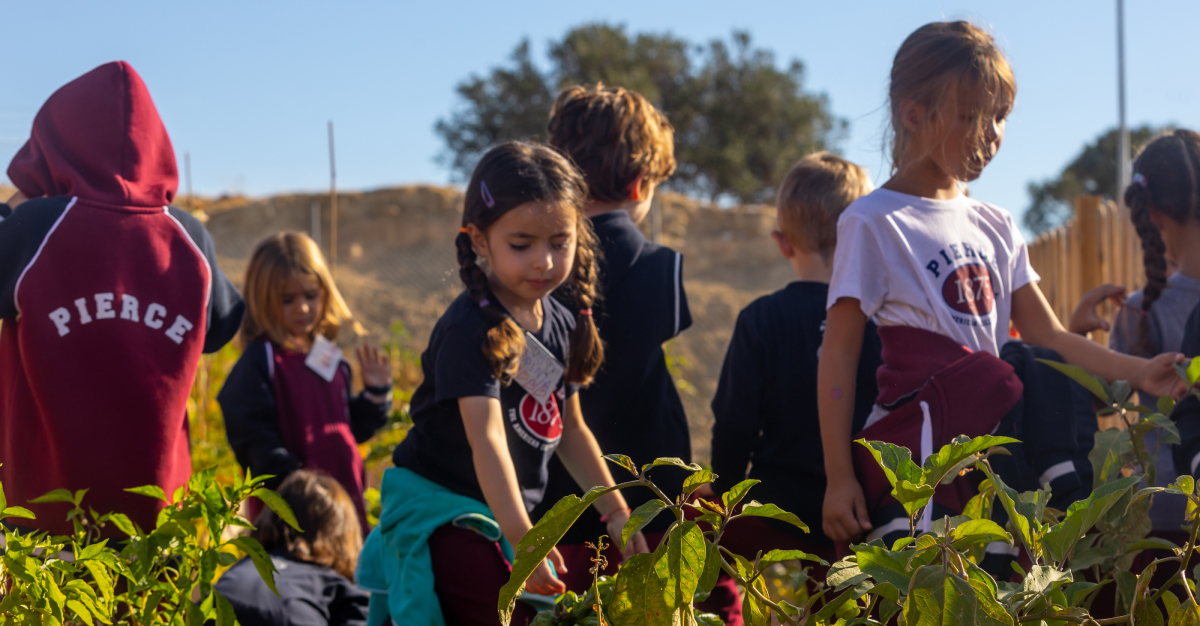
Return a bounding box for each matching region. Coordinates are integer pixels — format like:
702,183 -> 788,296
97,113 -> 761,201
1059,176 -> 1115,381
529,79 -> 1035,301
0,469 -> 297,626
503,358 -> 1200,625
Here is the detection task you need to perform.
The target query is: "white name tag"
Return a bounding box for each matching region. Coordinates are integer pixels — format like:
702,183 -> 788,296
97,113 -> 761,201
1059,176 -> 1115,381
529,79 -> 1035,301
305,334 -> 343,382
513,332 -> 565,405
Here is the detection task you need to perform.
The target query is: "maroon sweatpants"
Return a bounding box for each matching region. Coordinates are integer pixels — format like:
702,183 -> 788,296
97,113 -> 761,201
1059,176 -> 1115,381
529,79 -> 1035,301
428,525 -> 539,626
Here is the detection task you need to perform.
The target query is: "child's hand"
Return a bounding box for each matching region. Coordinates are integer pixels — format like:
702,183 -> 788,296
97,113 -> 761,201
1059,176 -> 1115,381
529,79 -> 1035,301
1137,352 -> 1189,400
356,343 -> 392,389
823,477 -> 872,543
1068,284 -> 1126,335
526,547 -> 567,596
603,507 -> 650,558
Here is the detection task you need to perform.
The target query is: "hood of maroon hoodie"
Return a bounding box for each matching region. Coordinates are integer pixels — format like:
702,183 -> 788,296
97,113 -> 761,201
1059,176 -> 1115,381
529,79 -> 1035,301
7,61 -> 177,208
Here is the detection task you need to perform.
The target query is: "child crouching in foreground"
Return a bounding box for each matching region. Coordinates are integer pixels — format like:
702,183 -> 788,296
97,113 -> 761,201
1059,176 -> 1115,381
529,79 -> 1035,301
357,142 -> 647,626
698,153 -> 881,625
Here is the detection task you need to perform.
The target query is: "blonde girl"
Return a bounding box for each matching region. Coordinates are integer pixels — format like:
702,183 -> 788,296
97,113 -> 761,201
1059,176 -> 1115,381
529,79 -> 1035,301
218,232 -> 391,536
817,21 -> 1185,546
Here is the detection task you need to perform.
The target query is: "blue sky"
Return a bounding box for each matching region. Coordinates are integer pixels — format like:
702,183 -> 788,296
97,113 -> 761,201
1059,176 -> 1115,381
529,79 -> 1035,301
3,1 -> 1198,232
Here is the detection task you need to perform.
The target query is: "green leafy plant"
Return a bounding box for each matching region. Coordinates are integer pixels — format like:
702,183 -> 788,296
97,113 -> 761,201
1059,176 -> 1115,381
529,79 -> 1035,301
502,359 -> 1200,625
0,469 -> 297,625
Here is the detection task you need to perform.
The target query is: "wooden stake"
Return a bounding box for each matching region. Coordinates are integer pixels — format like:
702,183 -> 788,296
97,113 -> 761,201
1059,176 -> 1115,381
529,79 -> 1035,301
328,121 -> 337,277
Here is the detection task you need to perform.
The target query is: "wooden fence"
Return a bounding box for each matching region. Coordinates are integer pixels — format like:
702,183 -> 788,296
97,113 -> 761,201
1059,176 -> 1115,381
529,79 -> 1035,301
1027,195 -> 1144,347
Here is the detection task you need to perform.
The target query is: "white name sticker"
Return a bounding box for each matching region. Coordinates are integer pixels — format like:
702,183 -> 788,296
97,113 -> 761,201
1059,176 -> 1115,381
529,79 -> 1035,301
513,332 -> 565,405
305,334 -> 343,382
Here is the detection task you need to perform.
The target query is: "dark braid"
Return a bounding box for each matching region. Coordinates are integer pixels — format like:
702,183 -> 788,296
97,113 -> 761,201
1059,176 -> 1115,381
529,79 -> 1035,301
456,231 -> 524,384
1124,129 -> 1200,356
456,141 -> 600,384
563,215 -> 604,385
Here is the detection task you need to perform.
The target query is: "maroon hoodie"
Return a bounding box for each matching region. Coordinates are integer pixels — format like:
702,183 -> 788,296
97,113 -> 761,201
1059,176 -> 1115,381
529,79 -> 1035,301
0,62 -> 244,534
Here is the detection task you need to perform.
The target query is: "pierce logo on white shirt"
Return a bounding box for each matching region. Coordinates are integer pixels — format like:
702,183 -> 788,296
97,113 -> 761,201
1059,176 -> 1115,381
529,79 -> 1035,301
942,264 -> 997,316
47,292 -> 195,344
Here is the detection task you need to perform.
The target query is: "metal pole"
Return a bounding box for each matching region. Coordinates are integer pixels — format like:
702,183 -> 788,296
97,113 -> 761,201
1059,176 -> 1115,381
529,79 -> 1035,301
311,201 -> 321,248
328,121 -> 337,277
1117,0 -> 1131,200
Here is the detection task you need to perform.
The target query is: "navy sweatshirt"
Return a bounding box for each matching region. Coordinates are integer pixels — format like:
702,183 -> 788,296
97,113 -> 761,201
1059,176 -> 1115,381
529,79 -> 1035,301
710,282 -> 881,545
536,210 -> 692,543
215,552 -> 368,626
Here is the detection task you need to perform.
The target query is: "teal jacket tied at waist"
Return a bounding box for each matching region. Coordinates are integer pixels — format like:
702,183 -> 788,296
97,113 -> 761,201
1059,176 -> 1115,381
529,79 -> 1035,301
356,466 -> 512,626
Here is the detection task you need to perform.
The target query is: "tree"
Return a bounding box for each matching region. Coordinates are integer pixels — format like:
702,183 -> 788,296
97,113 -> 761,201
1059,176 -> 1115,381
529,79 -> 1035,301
1024,125 -> 1160,234
434,24 -> 845,204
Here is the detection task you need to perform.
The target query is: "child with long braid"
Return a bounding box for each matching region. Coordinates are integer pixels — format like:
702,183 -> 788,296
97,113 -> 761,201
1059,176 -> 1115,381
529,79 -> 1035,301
359,142 -> 647,626
1072,130 -> 1200,532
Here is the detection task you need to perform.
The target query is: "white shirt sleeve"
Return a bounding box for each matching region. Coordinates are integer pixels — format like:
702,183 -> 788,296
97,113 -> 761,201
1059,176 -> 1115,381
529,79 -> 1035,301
1007,215 -> 1040,292
828,214 -> 890,319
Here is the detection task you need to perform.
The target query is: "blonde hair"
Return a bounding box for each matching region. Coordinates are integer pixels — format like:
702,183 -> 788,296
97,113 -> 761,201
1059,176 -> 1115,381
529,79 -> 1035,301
238,232 -> 362,348
252,470 -> 363,580
776,152 -> 873,261
889,21 -> 1016,174
548,83 -> 676,202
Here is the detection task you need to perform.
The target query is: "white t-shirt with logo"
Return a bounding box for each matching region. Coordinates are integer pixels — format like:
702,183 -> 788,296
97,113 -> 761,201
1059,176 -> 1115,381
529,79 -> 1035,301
827,188 -> 1038,356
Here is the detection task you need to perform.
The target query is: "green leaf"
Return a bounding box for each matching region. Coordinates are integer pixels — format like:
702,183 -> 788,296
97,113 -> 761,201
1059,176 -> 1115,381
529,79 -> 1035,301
1111,380 -> 1133,405
894,480 -> 937,518
82,561 -> 114,607
1,506 -> 35,520
105,513 -> 137,537
1042,475 -> 1140,565
903,564 -> 1012,626
980,467 -> 1048,559
1160,395 -> 1178,415
1176,476 -> 1196,496
851,544 -> 911,590
1189,357 -> 1200,384
124,485 -> 170,503
737,501 -> 809,533
1127,537 -> 1182,552
214,593 -> 237,626
1170,599 -> 1200,626
760,549 -> 826,566
663,522 -> 706,610
697,541 -> 723,595
892,536 -> 915,551
603,454 -> 637,477
499,486 -> 614,624
231,536 -> 280,595
857,439 -> 923,489
608,545 -> 672,626
721,479 -> 759,510
1133,563 -> 1164,626
1037,358 -> 1112,403
1064,580 -> 1106,607
30,488 -> 76,504
67,599 -> 95,626
622,500 -> 668,550
922,435 -> 1019,487
251,488 -> 302,532
826,558 -> 867,591
1089,428 -> 1133,488
681,469 -> 714,497
1164,590 -> 1182,617
640,457 -> 702,475
951,519 -> 1012,549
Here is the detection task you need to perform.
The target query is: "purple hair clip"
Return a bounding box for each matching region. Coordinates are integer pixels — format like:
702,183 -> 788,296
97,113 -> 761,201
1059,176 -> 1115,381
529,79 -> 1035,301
480,181 -> 496,208
1132,173 -> 1148,188
479,298 -> 490,308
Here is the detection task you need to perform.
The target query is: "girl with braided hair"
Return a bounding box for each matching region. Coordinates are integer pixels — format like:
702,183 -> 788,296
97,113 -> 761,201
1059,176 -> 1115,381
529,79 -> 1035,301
1071,130 -> 1200,531
362,142 -> 647,626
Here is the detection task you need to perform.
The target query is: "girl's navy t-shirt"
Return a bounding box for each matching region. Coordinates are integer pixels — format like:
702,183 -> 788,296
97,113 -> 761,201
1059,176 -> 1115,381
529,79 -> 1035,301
393,290 -> 578,511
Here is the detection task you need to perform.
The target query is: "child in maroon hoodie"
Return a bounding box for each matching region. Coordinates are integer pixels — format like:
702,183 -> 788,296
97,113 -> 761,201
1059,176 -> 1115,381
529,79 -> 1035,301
0,61 -> 244,534
218,232 -> 391,536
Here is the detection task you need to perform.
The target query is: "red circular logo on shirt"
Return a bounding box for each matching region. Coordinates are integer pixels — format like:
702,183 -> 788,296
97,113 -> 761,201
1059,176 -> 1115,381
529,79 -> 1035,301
519,394 -> 563,443
942,264 -> 996,316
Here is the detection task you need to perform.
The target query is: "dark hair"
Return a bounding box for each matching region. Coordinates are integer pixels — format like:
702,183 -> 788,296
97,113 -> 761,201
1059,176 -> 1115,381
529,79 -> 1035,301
1124,129 -> 1200,355
252,470 -> 362,580
456,141 -> 604,386
547,83 -> 676,202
